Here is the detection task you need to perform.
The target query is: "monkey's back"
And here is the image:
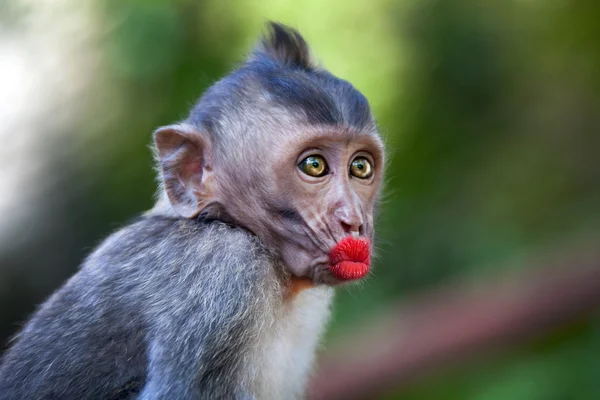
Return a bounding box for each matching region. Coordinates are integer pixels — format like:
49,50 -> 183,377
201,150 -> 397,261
0,216 -> 274,400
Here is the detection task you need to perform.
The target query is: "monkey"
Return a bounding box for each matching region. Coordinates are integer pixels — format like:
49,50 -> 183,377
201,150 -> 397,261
0,22 -> 385,400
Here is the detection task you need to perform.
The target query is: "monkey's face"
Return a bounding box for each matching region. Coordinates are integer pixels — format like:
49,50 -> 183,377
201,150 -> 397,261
222,126 -> 385,286
153,120 -> 383,286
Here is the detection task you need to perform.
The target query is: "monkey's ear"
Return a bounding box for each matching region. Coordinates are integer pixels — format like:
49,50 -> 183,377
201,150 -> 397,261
153,124 -> 215,218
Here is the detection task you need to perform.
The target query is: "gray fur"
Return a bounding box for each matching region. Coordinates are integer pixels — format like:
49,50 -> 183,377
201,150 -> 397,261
251,22 -> 314,70
0,216 -> 284,399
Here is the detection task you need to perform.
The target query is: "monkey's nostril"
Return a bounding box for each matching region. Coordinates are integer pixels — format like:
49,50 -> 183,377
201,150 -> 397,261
340,221 -> 361,236
340,222 -> 351,233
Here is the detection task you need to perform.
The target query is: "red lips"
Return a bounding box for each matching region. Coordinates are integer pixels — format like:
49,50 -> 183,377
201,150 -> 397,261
328,236 -> 371,281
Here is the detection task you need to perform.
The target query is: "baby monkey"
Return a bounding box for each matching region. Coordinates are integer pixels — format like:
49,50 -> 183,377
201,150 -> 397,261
0,22 -> 385,399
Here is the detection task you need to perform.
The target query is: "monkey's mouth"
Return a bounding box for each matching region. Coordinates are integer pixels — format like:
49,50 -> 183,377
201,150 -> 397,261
328,236 -> 371,281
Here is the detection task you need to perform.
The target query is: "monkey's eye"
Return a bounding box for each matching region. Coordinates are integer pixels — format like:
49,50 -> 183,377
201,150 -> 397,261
350,157 -> 373,179
298,155 -> 328,177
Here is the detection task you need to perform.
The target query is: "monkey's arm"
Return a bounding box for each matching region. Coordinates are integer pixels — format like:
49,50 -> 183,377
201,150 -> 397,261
136,221 -> 280,400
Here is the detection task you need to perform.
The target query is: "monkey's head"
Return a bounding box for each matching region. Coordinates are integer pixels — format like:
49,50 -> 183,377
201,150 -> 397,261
153,23 -> 385,286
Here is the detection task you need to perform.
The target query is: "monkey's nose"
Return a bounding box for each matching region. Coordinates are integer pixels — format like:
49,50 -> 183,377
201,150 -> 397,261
333,202 -> 363,237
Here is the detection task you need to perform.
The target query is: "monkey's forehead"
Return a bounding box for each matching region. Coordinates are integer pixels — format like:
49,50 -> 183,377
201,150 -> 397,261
287,125 -> 384,161
216,102 -> 381,154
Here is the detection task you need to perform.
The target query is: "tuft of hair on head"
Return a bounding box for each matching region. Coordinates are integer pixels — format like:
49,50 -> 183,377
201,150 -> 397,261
250,21 -> 315,70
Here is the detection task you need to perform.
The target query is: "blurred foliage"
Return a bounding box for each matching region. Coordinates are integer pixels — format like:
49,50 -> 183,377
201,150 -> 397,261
1,0 -> 599,398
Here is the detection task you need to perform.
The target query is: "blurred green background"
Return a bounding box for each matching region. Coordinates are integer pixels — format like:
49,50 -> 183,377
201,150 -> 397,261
1,0 -> 599,399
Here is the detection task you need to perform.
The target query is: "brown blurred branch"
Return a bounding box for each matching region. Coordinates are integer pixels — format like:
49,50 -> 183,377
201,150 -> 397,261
308,247 -> 600,400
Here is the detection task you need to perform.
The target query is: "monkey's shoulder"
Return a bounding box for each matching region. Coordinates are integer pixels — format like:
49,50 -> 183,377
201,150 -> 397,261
103,215 -> 251,246
84,215 -> 273,276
